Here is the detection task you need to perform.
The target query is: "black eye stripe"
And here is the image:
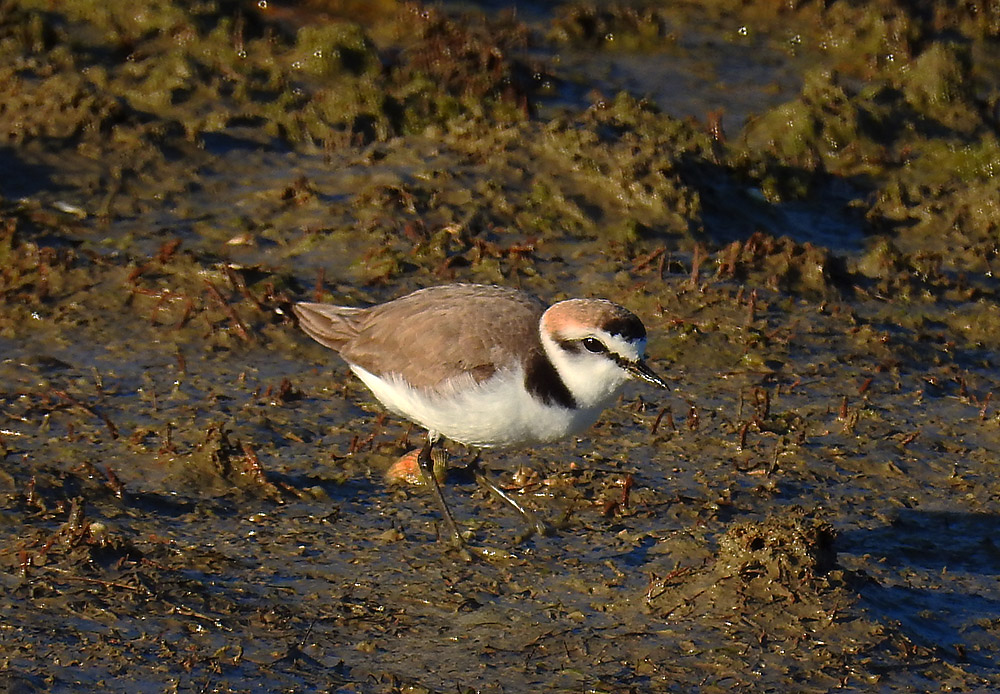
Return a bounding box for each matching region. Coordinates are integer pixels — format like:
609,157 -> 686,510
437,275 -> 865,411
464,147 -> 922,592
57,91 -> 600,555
558,338 -> 611,354
608,351 -> 633,370
556,338 -> 639,372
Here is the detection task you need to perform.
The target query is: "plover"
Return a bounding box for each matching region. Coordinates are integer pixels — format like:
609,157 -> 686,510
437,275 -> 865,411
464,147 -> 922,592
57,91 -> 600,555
293,283 -> 667,546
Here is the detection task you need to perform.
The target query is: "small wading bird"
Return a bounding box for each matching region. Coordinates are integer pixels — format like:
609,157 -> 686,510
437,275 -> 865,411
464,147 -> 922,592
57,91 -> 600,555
293,283 -> 667,548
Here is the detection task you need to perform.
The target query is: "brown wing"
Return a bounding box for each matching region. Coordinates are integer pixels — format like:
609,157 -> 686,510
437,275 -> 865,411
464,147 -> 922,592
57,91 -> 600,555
337,284 -> 545,390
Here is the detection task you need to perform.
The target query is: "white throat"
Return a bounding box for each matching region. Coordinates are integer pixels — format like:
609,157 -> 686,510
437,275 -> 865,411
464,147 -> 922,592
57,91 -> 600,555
539,329 -> 632,410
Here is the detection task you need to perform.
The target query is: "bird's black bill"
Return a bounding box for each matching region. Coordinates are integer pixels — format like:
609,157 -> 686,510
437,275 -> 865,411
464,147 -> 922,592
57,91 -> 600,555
628,359 -> 669,389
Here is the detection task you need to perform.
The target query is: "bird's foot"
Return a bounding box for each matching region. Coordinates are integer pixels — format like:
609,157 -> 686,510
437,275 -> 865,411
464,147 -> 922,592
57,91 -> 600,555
522,517 -> 556,540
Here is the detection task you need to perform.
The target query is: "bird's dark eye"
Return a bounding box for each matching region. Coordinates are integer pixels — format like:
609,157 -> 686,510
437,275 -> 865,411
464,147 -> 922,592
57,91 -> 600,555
582,337 -> 606,353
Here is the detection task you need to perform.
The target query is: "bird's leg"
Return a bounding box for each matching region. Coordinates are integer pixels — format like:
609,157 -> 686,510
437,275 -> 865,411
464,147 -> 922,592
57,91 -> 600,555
416,433 -> 465,547
469,456 -> 553,539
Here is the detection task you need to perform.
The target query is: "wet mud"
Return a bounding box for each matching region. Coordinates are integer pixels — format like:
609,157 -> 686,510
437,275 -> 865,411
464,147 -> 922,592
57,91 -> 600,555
3,0 -> 1000,691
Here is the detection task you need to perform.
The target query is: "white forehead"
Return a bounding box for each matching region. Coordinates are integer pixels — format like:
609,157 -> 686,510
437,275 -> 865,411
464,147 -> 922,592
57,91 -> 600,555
549,321 -> 647,361
604,331 -> 647,360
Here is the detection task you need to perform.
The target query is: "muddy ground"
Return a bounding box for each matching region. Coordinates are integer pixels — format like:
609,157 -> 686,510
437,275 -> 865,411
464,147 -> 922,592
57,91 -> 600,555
2,0 -> 1000,691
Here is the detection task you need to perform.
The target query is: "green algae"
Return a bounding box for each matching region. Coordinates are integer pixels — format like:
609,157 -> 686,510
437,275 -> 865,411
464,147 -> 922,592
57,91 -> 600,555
549,4 -> 672,52
0,0 -> 537,164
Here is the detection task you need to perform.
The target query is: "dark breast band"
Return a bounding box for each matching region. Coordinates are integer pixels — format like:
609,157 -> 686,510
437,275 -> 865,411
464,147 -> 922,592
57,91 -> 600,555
523,351 -> 576,410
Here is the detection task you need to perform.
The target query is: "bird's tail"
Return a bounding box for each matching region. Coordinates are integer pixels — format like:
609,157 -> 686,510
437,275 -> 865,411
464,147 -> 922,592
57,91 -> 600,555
292,302 -> 366,352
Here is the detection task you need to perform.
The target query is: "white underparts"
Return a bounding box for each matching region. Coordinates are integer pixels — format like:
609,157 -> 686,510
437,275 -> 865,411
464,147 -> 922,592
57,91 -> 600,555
349,364 -> 617,448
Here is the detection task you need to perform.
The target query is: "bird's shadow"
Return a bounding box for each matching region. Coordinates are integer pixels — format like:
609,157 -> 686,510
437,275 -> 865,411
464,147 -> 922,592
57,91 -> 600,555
0,147 -> 54,200
838,509 -> 1000,669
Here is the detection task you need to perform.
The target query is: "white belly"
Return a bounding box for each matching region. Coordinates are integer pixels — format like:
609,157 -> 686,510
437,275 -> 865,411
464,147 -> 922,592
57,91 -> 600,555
349,364 -> 612,448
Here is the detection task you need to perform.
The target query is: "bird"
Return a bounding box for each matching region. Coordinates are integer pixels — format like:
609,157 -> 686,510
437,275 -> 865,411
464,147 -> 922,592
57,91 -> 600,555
292,283 -> 667,547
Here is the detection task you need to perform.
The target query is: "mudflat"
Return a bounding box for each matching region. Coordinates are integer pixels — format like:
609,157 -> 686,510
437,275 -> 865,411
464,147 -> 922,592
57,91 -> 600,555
2,1 -> 1000,691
